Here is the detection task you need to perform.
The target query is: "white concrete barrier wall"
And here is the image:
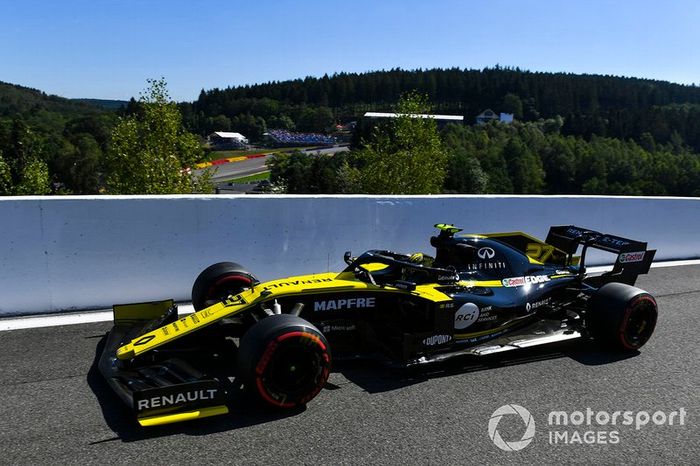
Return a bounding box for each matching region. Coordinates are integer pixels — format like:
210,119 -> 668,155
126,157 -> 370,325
1,195 -> 699,316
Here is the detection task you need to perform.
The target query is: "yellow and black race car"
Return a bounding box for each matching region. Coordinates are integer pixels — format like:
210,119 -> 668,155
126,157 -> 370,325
99,224 -> 658,427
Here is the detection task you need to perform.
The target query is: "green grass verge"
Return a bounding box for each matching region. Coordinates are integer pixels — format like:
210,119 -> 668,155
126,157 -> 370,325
227,171 -> 271,183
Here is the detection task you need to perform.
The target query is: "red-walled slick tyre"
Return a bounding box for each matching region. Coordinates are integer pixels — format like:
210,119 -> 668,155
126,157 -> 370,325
588,282 -> 658,351
237,314 -> 332,408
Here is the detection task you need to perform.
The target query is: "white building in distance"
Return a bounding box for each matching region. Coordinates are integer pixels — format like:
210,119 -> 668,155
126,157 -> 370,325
208,132 -> 248,149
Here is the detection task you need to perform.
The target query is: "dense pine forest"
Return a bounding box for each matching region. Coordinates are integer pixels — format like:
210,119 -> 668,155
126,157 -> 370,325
186,67 -> 700,153
189,68 -> 700,196
1,67 -> 700,195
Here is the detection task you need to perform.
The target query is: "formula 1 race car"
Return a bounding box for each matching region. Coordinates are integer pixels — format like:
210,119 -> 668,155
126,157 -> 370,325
99,224 -> 658,427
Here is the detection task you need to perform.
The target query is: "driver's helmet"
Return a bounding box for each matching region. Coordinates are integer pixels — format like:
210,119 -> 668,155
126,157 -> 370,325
408,252 -> 434,267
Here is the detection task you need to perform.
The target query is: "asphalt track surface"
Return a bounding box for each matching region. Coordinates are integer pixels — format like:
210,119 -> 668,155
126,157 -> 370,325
204,146 -> 350,183
1,265 -> 698,464
207,154 -> 273,182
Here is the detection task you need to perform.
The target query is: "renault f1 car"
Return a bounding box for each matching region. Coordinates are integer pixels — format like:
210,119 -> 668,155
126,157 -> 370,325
99,224 -> 658,427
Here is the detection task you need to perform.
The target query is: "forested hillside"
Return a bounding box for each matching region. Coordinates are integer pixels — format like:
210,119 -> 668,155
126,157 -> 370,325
184,67 -> 700,152
0,81 -> 118,194
2,67 -> 700,196
0,81 -> 102,117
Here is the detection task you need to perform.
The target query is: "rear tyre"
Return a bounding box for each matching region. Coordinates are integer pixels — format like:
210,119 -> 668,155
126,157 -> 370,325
588,282 -> 658,351
237,314 -> 331,409
192,262 -> 258,311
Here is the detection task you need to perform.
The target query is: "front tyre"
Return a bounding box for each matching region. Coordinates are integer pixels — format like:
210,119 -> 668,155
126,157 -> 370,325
237,314 -> 331,409
588,282 -> 658,351
191,262 -> 258,311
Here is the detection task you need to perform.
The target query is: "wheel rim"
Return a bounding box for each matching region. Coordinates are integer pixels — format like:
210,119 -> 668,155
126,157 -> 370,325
620,296 -> 657,349
255,331 -> 331,408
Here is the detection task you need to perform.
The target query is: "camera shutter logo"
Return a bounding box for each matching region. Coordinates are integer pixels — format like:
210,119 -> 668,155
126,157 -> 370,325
478,247 -> 495,260
488,404 -> 536,451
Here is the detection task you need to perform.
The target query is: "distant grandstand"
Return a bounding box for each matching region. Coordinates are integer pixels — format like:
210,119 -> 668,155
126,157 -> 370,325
265,129 -> 334,147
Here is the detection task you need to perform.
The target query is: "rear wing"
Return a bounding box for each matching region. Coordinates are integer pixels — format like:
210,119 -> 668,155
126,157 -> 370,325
546,225 -> 656,285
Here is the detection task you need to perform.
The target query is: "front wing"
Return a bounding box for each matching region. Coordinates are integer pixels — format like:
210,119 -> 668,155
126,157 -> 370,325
98,300 -> 230,426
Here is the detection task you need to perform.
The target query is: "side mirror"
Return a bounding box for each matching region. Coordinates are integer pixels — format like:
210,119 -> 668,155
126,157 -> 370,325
344,251 -> 353,265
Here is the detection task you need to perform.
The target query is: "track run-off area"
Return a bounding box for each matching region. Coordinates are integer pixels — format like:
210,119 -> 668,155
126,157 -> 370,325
0,263 -> 698,464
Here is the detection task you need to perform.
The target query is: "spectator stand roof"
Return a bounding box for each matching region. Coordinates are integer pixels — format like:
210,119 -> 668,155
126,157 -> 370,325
210,132 -> 247,140
363,112 -> 464,121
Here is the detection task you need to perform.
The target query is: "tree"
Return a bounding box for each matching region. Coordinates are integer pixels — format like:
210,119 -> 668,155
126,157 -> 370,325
480,145 -> 513,193
0,151 -> 12,195
539,137 -> 575,193
267,150 -> 358,193
14,158 -> 50,195
502,93 -> 523,119
0,118 -> 50,195
5,118 -> 33,186
441,124 -> 489,193
501,137 -> 545,193
354,91 -> 449,194
230,113 -> 266,142
267,114 -> 295,130
639,132 -> 656,152
64,114 -> 116,150
205,115 -> 231,133
296,107 -> 334,133
105,78 -> 209,194
61,133 -> 102,193
268,151 -> 312,193
443,146 -> 488,193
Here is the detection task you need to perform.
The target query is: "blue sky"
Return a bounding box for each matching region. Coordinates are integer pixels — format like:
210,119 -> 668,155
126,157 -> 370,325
1,0 -> 698,101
